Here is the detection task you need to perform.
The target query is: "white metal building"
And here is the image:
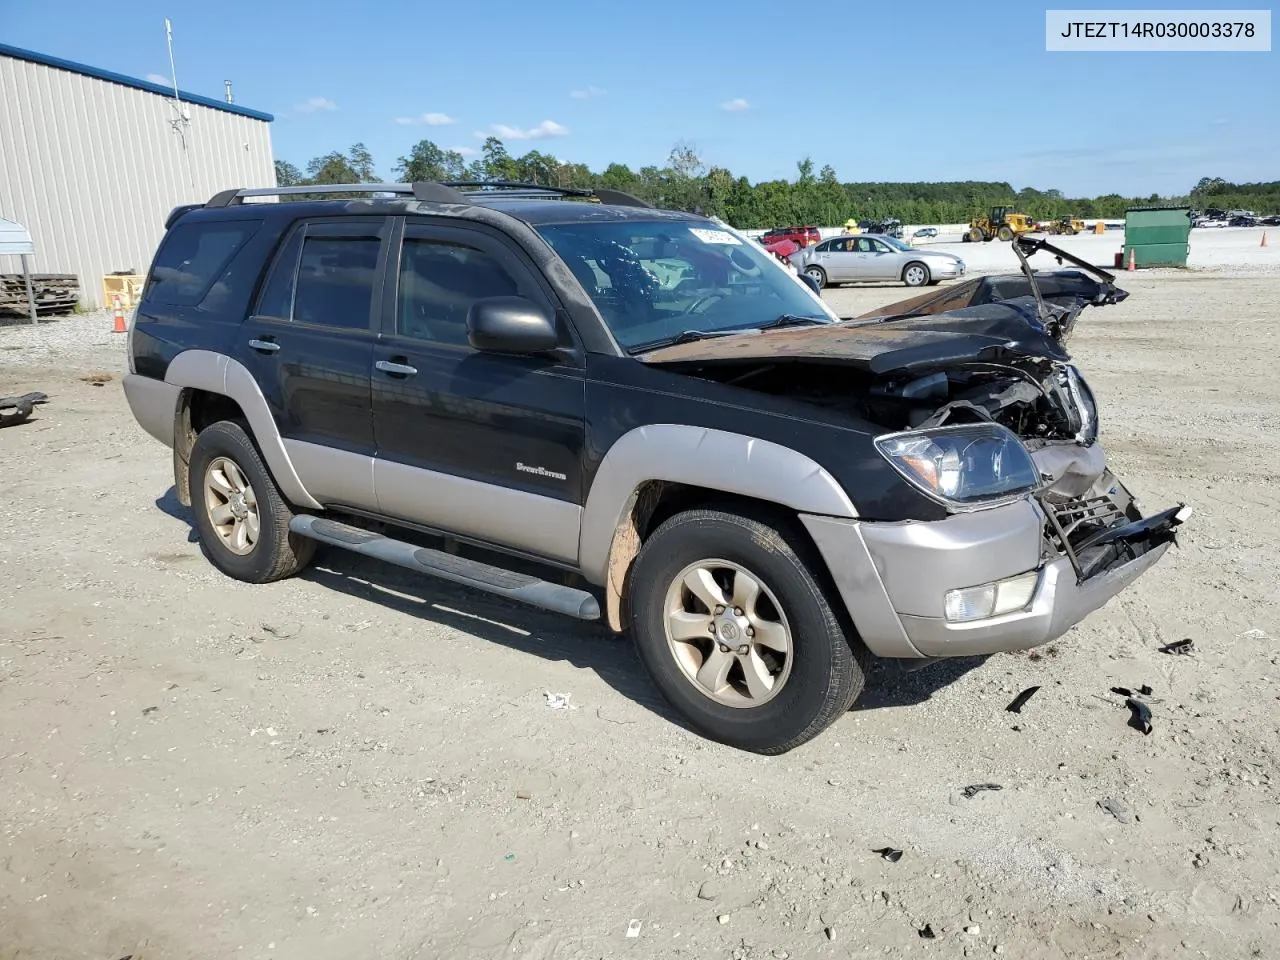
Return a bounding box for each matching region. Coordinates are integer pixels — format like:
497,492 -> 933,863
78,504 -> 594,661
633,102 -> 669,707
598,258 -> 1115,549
0,42 -> 276,309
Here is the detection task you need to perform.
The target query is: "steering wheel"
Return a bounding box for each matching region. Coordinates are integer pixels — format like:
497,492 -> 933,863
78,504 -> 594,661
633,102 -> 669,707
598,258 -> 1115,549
686,292 -> 727,315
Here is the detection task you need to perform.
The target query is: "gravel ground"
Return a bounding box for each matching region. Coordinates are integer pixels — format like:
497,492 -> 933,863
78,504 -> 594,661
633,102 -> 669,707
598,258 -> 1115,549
1,266 -> 1278,960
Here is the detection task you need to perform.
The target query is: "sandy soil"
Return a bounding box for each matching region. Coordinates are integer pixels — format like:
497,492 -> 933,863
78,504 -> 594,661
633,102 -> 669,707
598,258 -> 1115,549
2,261 -> 1278,960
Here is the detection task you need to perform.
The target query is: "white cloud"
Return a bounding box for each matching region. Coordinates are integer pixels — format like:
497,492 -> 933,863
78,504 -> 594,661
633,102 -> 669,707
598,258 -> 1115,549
146,72 -> 172,86
570,85 -> 606,99
295,97 -> 337,114
394,111 -> 456,126
450,146 -> 478,157
720,98 -> 750,112
483,120 -> 569,141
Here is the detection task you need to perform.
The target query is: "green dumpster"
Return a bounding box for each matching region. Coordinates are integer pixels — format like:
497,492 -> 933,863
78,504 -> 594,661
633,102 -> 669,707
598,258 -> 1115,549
1124,206 -> 1192,268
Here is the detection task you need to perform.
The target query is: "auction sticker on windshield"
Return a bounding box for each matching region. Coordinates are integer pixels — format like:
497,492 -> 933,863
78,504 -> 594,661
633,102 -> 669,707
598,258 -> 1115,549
688,227 -> 742,245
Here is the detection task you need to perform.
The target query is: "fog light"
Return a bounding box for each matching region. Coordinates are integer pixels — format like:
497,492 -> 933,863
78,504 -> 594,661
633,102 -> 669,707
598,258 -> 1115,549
944,571 -> 1040,623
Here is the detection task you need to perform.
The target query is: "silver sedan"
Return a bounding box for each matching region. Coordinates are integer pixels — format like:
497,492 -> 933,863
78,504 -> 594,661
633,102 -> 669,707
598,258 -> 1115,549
789,233 -> 965,288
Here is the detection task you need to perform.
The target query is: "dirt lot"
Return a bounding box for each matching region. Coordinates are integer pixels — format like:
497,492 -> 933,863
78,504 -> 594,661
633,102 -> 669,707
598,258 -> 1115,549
2,266 -> 1278,960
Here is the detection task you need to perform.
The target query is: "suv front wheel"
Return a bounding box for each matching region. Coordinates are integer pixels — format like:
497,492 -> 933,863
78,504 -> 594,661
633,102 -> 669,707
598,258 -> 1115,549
188,420 -> 315,583
628,507 -> 868,754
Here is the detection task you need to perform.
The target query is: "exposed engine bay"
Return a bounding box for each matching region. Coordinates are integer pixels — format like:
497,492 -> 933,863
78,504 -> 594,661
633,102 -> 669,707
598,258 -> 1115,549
641,237 -> 1188,579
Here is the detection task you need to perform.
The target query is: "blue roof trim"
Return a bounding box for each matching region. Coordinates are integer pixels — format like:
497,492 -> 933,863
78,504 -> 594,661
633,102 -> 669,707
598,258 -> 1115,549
0,42 -> 274,122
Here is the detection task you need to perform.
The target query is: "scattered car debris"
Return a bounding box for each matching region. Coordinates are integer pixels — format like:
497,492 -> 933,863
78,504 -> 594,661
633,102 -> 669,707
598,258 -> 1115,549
697,880 -> 721,901
1098,797 -> 1136,824
962,783 -> 1004,798
1125,697 -> 1153,735
544,691 -> 577,710
918,923 -> 937,939
1237,628 -> 1268,641
625,919 -> 642,938
1006,685 -> 1041,713
1159,639 -> 1195,656
824,925 -> 836,940
141,706 -> 158,716
872,846 -> 904,862
516,790 -> 531,800
1111,684 -> 1154,698
0,391 -> 48,428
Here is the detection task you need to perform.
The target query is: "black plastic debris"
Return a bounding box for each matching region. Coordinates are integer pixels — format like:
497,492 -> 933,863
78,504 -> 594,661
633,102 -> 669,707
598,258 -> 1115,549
1159,639 -> 1195,656
1006,685 -> 1040,713
962,783 -> 1003,798
1125,697 -> 1153,735
918,923 -> 937,939
872,846 -> 903,862
0,391 -> 48,428
1112,684 -> 1154,698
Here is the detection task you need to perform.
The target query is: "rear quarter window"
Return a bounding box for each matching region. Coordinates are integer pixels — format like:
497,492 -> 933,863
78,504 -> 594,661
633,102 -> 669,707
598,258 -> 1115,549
144,221 -> 260,306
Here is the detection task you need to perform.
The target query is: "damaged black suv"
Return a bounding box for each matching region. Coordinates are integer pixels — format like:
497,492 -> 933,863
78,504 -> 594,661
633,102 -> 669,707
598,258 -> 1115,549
122,180 -> 1188,754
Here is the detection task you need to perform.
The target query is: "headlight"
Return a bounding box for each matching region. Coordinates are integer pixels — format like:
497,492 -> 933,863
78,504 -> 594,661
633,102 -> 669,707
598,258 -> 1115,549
874,423 -> 1041,507
1063,365 -> 1098,443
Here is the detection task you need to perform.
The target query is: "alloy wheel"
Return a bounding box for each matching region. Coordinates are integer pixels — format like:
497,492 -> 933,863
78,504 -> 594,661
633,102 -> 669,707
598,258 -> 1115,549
663,559 -> 793,708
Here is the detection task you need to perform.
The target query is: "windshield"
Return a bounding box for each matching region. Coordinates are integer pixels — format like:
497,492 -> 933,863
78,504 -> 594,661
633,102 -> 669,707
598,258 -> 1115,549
881,235 -> 912,252
534,219 -> 838,350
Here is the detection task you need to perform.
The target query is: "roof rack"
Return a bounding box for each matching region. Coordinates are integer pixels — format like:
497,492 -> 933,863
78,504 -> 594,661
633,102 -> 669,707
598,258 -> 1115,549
440,180 -> 654,209
202,180 -> 655,210
204,182 -> 468,208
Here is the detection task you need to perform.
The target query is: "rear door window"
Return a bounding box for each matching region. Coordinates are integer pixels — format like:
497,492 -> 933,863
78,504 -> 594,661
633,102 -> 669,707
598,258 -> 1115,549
145,221 -> 259,305
252,219 -> 384,330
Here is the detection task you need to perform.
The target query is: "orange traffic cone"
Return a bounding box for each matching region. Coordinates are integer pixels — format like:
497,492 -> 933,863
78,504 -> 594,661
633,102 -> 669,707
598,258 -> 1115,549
112,295 -> 127,334
1262,231 -> 1269,248
1127,247 -> 1136,272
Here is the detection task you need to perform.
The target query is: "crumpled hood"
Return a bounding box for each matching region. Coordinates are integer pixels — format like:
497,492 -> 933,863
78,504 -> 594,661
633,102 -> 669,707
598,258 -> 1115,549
853,270 -> 1127,322
640,270 -> 1125,376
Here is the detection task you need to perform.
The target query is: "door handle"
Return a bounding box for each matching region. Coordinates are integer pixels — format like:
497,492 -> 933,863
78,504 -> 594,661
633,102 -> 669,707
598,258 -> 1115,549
248,339 -> 280,354
375,359 -> 418,377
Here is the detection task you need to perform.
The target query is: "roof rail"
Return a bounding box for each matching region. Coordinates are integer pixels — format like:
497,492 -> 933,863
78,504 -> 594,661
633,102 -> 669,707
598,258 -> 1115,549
204,181 -> 468,208
202,179 -> 655,211
440,180 -> 654,209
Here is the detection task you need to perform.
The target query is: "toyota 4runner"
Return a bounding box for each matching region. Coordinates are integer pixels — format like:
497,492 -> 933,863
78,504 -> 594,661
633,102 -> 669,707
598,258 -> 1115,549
122,180 -> 1188,754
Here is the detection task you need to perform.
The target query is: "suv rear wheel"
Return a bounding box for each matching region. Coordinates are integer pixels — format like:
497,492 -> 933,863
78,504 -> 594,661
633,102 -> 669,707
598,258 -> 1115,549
628,508 -> 868,754
188,420 -> 315,583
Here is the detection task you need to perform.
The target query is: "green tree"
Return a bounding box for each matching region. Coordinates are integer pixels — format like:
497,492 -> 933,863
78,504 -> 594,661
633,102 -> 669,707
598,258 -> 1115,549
481,137 -> 517,181
396,139 -> 468,182
274,160 -> 303,187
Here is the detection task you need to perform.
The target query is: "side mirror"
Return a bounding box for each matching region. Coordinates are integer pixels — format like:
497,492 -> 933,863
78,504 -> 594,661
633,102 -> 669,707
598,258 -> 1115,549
467,296 -> 559,355
798,272 -> 822,296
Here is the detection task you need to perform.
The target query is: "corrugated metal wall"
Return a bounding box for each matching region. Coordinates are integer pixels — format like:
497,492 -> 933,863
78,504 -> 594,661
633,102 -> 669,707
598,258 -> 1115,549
0,53 -> 275,308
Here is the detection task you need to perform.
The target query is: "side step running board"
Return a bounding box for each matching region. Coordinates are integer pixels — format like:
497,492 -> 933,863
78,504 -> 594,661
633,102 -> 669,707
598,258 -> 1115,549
289,516 -> 601,621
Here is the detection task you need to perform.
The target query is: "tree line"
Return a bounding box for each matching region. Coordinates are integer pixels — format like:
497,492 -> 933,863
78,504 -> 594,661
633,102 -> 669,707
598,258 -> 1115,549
273,139 -> 1278,228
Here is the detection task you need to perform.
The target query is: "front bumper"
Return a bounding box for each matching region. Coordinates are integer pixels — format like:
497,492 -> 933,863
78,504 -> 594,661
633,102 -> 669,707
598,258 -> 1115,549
800,493 -> 1182,659
927,259 -> 964,279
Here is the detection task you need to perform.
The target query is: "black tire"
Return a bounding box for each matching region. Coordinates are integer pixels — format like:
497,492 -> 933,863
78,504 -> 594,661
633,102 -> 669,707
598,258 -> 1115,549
803,265 -> 826,289
188,420 -> 316,583
997,226 -> 1015,241
628,507 -> 868,754
902,261 -> 931,287
968,227 -> 985,243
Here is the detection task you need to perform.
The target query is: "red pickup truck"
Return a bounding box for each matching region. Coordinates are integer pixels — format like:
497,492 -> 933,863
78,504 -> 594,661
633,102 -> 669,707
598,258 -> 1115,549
760,225 -> 821,249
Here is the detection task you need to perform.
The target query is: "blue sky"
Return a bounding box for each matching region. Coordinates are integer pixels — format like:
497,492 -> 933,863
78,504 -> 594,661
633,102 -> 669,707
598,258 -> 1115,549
5,0 -> 1276,196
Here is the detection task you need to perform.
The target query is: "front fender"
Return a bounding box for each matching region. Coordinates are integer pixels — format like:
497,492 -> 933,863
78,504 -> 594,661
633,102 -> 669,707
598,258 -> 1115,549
578,423 -> 859,585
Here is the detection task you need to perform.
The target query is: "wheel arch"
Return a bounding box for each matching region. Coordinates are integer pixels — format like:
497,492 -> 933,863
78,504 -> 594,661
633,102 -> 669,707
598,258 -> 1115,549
579,425 -> 859,630
901,259 -> 931,283
165,350 -> 322,510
